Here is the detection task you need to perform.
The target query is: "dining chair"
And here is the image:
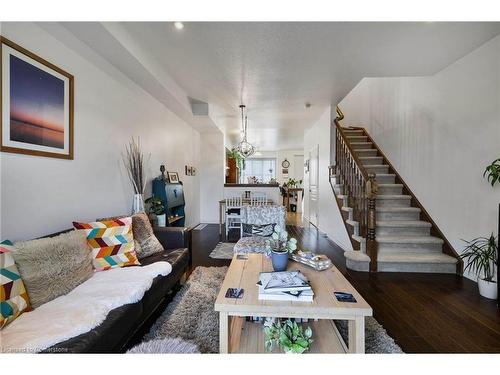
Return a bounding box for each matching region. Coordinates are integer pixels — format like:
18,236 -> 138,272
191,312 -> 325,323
250,192 -> 267,206
225,196 -> 243,237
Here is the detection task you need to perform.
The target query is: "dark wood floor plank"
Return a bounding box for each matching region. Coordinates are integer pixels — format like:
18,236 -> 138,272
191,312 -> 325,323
190,222 -> 500,353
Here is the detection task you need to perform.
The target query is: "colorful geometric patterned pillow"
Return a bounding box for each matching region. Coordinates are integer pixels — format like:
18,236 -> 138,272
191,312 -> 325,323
73,217 -> 140,272
1,240 -> 31,329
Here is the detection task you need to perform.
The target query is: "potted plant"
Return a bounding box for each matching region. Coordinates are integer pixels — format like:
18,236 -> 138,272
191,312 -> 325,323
483,157 -> 500,304
264,318 -> 313,354
145,197 -> 166,227
460,233 -> 498,299
265,227 -> 297,271
227,149 -> 245,170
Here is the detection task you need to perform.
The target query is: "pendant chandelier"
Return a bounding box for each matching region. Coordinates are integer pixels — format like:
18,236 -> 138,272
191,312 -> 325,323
235,104 -> 255,158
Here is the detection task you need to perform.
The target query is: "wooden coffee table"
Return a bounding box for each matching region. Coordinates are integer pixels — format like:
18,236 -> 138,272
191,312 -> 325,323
214,253 -> 372,354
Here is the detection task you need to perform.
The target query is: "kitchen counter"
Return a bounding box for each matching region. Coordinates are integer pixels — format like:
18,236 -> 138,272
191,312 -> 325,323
223,183 -> 279,187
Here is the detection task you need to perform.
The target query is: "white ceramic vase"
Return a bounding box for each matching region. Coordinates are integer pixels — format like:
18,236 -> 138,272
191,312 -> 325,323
132,193 -> 145,214
478,278 -> 498,299
157,214 -> 167,227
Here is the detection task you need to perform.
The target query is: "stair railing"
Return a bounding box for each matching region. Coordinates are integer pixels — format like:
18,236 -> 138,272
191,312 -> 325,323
334,106 -> 378,271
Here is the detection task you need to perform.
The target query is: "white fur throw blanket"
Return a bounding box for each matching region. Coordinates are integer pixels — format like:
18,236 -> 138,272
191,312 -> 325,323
1,262 -> 172,353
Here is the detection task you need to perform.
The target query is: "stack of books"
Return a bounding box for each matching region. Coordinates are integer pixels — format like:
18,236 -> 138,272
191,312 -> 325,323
257,270 -> 314,302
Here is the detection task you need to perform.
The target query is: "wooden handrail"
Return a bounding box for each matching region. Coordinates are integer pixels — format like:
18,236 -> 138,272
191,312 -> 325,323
334,106 -> 378,271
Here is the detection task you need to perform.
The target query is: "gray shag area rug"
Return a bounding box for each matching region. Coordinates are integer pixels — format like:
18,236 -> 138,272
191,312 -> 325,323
127,337 -> 200,353
143,266 -> 403,353
209,242 -> 234,259
144,266 -> 228,353
335,318 -> 403,353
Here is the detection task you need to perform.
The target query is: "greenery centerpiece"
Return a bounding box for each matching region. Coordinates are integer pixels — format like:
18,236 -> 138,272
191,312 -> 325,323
264,318 -> 313,354
285,178 -> 303,188
145,197 -> 166,227
227,149 -> 245,171
461,234 -> 498,299
265,227 -> 297,271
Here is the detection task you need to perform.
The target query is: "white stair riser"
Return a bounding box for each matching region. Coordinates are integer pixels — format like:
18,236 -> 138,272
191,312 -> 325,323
360,157 -> 384,165
375,175 -> 396,184
376,198 -> 412,207
377,262 -> 456,273
377,226 -> 431,236
355,149 -> 378,157
376,210 -> 420,221
348,224 -> 359,237
346,258 -> 370,272
365,165 -> 390,174
351,143 -> 373,150
343,209 -> 353,221
377,185 -> 403,195
377,241 -> 443,253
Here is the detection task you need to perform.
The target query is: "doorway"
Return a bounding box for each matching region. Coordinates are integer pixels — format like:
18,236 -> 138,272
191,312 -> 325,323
308,145 -> 319,227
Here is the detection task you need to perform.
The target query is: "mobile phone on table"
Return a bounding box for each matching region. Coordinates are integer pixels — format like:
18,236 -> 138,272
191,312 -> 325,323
225,288 -> 244,299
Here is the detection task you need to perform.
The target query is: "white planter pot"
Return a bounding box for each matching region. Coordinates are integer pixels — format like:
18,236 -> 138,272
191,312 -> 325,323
157,214 -> 166,227
477,278 -> 498,299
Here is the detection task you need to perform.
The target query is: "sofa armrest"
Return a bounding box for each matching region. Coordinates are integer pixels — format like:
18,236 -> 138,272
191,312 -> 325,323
153,227 -> 189,250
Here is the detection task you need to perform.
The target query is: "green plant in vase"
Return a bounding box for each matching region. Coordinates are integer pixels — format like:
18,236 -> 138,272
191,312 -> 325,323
482,157 -> 500,304
227,149 -> 245,170
461,233 -> 498,299
484,158 -> 500,186
264,319 -> 313,354
265,227 -> 297,271
145,197 -> 166,227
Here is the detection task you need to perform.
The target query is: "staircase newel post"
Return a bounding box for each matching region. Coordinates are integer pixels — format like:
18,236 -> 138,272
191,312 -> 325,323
367,173 -> 378,272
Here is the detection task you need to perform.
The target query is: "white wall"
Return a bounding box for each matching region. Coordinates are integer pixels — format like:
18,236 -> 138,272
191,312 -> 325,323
0,22 -> 202,240
245,149 -> 304,185
340,34 -> 500,280
276,150 -> 304,185
303,108 -> 353,250
200,131 -> 225,223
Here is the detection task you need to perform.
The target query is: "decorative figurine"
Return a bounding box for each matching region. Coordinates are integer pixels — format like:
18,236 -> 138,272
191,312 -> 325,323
160,165 -> 166,181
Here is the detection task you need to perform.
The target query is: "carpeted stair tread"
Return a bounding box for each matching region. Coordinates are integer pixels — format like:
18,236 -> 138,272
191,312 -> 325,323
377,221 -> 431,228
378,253 -> 458,264
376,236 -> 444,244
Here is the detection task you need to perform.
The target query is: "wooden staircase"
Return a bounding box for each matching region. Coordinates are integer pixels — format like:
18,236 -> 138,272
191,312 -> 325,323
330,109 -> 462,274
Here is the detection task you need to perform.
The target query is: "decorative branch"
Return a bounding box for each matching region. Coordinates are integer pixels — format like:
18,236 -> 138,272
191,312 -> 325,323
122,137 -> 149,194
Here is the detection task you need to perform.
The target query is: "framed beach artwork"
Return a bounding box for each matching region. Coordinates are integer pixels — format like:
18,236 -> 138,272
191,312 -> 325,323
1,37 -> 74,159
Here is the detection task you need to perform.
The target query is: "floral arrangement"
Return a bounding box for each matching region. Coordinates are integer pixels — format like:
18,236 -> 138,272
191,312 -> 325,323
265,227 -> 297,254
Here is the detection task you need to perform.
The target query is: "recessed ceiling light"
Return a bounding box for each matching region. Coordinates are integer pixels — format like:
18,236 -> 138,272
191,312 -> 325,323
174,22 -> 184,30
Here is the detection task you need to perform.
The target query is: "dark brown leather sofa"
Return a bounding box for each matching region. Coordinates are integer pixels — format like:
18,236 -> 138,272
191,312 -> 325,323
42,227 -> 190,353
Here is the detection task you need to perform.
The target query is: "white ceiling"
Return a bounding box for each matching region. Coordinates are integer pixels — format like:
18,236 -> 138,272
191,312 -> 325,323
56,22 -> 500,151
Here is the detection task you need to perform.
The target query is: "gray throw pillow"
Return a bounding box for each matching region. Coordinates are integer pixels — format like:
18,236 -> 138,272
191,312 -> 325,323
242,223 -> 276,237
98,212 -> 164,259
12,230 -> 94,309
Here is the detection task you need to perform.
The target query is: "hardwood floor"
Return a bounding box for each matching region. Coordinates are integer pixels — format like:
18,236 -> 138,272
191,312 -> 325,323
190,218 -> 500,353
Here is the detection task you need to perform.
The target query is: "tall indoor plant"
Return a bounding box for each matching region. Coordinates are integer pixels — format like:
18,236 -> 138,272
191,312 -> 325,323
460,234 -> 498,299
483,158 -> 500,304
123,137 -> 148,214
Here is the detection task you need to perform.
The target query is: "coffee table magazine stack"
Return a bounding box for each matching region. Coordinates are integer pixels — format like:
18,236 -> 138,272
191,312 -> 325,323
215,254 -> 373,353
